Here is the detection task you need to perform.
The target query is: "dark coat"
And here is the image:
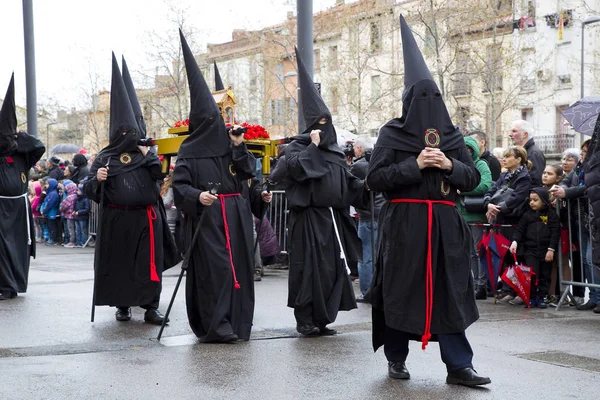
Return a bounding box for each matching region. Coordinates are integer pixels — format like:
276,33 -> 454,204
585,151 -> 600,265
367,144 -> 480,349
483,167 -> 531,225
513,207 -> 560,258
74,194 -> 90,220
349,155 -> 385,221
480,149 -> 501,181
524,138 -> 546,188
47,165 -> 64,181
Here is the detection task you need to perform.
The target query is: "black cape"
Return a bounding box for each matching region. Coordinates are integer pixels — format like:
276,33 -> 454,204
0,132 -> 45,294
366,145 -> 480,350
84,152 -> 180,306
173,143 -> 260,342
285,139 -> 366,327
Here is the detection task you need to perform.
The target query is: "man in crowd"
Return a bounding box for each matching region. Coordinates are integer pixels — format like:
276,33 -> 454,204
0,74 -> 46,300
350,135 -> 384,301
509,120 -> 545,187
84,54 -> 179,324
367,15 -> 490,387
46,156 -> 64,181
467,130 -> 501,181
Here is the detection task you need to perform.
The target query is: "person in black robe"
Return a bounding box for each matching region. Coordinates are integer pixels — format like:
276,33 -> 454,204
367,16 -> 490,387
84,53 -> 180,324
173,31 -> 270,343
0,74 -> 45,300
285,47 -> 365,337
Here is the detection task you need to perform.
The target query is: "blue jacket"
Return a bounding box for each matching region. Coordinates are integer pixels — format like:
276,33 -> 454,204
74,194 -> 90,221
40,179 -> 60,219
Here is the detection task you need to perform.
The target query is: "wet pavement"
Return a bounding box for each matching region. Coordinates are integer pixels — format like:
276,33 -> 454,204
1,246 -> 599,399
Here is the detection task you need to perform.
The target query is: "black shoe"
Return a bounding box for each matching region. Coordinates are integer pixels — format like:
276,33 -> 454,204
254,270 -> 262,282
356,295 -> 369,303
388,361 -> 410,379
115,307 -> 131,322
475,287 -> 487,300
217,333 -> 239,343
594,304 -> 600,314
576,300 -> 597,311
0,290 -> 17,300
446,367 -> 491,387
144,309 -> 169,325
318,326 -> 337,336
296,323 -> 320,336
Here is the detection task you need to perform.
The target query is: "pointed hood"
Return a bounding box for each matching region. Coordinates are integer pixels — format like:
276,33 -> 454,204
178,29 -> 230,159
214,61 -> 225,91
0,73 -> 18,155
122,55 -> 147,138
375,15 -> 463,153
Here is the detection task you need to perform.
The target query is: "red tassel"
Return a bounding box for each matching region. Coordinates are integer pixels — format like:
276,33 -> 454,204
234,281 -> 241,290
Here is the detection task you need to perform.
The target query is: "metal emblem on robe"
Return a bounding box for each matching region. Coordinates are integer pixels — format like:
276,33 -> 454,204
229,162 -> 236,176
424,128 -> 441,148
21,172 -> 27,183
441,180 -> 450,196
119,153 -> 132,165
247,179 -> 252,187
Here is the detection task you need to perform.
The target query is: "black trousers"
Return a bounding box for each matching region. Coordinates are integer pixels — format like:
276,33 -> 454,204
384,326 -> 474,372
523,253 -> 552,299
117,286 -> 161,310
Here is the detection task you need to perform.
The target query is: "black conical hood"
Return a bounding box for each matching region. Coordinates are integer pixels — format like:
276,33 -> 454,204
400,14 -> 433,92
107,52 -> 139,152
295,46 -> 331,132
122,55 -> 147,138
375,16 -> 463,153
0,73 -> 17,139
178,29 -> 230,159
214,61 -> 225,91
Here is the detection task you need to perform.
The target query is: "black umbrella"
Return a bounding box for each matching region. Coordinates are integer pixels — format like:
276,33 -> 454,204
50,143 -> 82,154
561,96 -> 600,136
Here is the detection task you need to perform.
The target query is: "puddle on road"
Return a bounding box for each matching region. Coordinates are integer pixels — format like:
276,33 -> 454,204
520,351 -> 600,374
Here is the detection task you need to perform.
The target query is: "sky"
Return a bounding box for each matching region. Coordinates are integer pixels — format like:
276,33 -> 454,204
0,0 -> 339,111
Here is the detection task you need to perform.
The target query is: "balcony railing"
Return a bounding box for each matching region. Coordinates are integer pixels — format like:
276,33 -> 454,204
535,133 -> 576,154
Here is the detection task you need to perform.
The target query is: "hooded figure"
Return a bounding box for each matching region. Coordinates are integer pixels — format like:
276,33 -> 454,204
0,73 -> 45,300
367,16 -> 489,386
213,61 -> 225,92
510,186 -> 560,308
122,56 -> 147,139
83,53 -> 180,324
173,30 -> 267,343
70,153 -> 89,184
283,47 -> 365,337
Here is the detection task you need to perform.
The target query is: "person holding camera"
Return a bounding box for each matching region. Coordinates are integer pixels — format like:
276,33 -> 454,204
84,55 -> 179,324
172,32 -> 271,343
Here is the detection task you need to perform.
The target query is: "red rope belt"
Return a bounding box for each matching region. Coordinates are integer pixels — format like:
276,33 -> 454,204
218,193 -> 241,290
390,199 -> 455,350
108,204 -> 159,282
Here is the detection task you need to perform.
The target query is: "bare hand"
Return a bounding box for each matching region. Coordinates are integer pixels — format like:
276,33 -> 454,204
97,167 -> 108,182
486,203 -> 501,223
228,128 -> 244,146
549,185 -> 566,199
422,148 -> 452,170
509,242 -> 517,254
310,130 -> 321,146
545,250 -> 554,262
138,145 -> 149,157
199,191 -> 218,206
261,191 -> 272,203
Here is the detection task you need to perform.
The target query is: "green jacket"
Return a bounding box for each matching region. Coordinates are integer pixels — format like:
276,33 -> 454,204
457,136 -> 492,223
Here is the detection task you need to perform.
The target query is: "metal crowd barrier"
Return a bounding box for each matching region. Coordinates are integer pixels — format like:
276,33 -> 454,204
82,192 -> 290,255
83,201 -> 99,248
556,197 -> 600,309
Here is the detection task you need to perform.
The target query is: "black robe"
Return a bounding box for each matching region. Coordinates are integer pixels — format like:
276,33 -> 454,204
285,140 -> 364,328
367,145 -> 480,350
173,143 -> 261,342
0,132 -> 45,294
84,151 -> 180,307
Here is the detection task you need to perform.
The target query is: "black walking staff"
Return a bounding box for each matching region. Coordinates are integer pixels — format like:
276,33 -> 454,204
157,183 -> 221,341
91,157 -> 111,322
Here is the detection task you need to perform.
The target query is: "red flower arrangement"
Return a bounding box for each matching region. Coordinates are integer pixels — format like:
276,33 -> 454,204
173,119 -> 189,128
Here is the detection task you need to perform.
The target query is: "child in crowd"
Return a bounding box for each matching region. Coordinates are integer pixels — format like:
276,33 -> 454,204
40,178 -> 60,245
59,182 -> 78,248
509,187 -> 560,308
30,181 -> 43,242
542,164 -> 563,204
73,184 -> 90,247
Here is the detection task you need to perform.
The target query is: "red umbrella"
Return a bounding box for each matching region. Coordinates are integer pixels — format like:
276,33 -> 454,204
501,263 -> 537,307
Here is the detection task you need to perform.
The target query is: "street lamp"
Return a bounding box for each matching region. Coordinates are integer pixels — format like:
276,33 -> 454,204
580,16 -> 600,143
46,122 -> 57,155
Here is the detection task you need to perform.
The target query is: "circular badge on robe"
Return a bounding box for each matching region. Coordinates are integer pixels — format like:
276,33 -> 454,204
441,180 -> 450,196
424,128 -> 441,148
21,172 -> 27,183
119,153 -> 132,165
229,162 -> 237,176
